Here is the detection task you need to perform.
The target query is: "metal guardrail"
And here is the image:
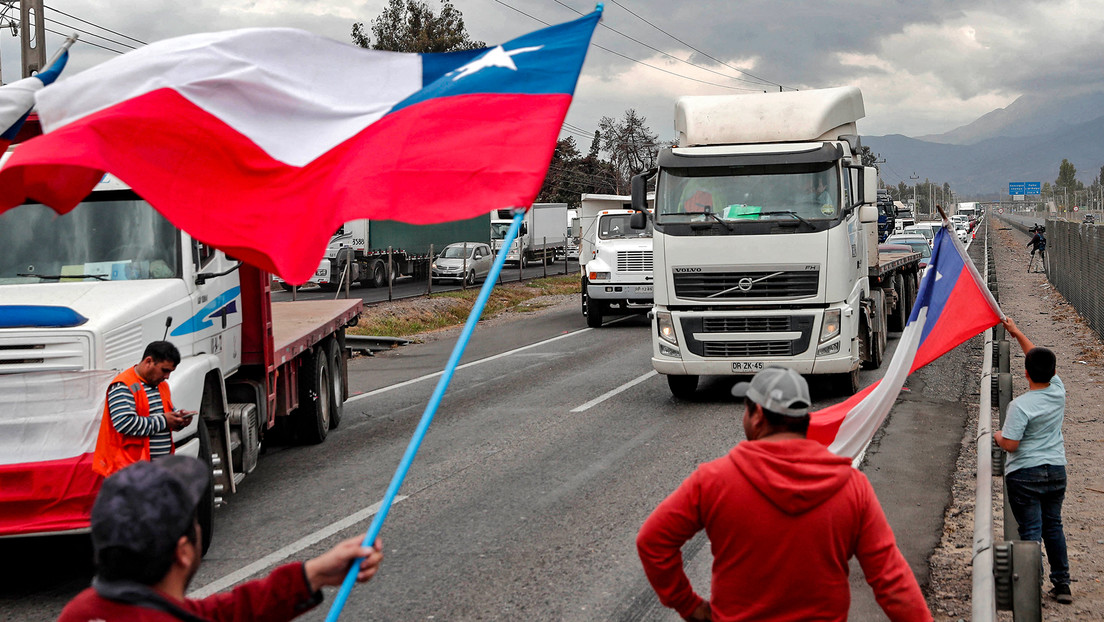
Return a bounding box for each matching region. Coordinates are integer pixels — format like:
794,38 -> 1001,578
344,335 -> 411,354
973,222 -> 997,620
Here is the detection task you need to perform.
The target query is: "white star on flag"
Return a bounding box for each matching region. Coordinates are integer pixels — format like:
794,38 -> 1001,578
451,45 -> 543,81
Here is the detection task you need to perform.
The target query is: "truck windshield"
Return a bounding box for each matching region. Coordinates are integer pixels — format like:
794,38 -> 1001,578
656,163 -> 841,230
0,192 -> 182,284
490,222 -> 513,239
599,214 -> 653,239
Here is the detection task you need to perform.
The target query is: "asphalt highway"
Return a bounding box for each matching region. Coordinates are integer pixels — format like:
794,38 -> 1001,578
1,278 -> 981,621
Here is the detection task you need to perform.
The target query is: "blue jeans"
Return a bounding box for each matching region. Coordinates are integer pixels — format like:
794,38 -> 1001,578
1005,464 -> 1070,585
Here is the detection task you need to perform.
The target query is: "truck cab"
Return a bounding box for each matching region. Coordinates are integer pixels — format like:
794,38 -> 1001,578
578,193 -> 654,327
1,171 -> 359,546
632,87 -> 915,397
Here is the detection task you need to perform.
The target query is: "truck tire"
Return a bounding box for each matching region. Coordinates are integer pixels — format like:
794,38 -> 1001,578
294,346 -> 332,444
369,262 -> 386,288
667,374 -> 698,399
860,315 -> 883,370
278,281 -> 295,292
327,339 -> 344,430
585,297 -> 605,328
835,368 -> 860,396
888,274 -> 908,332
196,420 -> 215,556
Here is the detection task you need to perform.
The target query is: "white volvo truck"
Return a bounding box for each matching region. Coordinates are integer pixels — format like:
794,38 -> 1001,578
630,87 -> 919,397
578,193 -> 655,327
0,172 -> 360,552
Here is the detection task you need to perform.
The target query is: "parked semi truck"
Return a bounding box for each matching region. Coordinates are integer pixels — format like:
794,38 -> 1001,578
629,87 -> 920,398
277,216 -> 490,291
0,171 -> 361,552
578,193 -> 655,327
491,203 -> 568,266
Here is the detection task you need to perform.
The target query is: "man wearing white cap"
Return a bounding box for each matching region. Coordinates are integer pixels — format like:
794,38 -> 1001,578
636,367 -> 930,621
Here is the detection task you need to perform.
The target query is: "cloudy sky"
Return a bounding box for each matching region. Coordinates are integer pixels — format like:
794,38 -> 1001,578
3,0 -> 1103,151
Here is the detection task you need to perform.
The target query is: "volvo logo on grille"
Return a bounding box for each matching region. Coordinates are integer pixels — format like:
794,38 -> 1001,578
673,267 -> 702,273
737,277 -> 754,292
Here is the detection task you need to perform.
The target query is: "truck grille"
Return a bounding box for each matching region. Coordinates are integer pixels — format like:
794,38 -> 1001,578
679,315 -> 815,359
702,317 -> 791,332
0,335 -> 91,374
616,251 -> 653,272
673,270 -> 818,299
703,341 -> 794,357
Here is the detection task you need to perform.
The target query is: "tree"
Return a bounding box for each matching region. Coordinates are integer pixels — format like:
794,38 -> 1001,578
352,0 -> 484,52
859,146 -> 877,168
598,110 -> 659,194
1055,158 -> 1080,192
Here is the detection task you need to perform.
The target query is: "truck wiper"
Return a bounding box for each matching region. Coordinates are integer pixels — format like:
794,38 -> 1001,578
692,210 -> 734,231
17,273 -> 109,281
758,211 -> 813,228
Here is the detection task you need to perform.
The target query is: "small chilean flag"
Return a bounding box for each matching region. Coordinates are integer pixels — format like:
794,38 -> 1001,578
0,48 -> 69,151
0,12 -> 600,283
809,225 -> 1002,458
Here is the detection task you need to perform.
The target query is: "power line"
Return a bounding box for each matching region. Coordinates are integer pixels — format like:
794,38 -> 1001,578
551,0 -> 778,89
44,4 -> 146,46
606,0 -> 789,90
490,0 -> 760,92
43,24 -> 126,54
46,16 -> 138,50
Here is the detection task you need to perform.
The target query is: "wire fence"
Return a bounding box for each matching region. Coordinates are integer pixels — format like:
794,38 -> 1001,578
999,214 -> 1104,342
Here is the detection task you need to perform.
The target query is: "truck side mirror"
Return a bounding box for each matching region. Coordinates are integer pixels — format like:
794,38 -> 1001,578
630,211 -> 648,230
863,167 -> 877,206
630,168 -> 656,213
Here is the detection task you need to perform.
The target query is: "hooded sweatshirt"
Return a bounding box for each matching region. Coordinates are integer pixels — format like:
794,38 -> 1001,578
636,439 -> 930,621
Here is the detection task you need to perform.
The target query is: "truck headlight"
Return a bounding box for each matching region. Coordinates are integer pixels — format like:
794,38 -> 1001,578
589,271 -> 611,281
819,309 -> 841,343
657,311 -> 678,346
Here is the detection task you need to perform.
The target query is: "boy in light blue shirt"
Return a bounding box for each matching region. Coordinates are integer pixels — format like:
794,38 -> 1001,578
994,316 -> 1071,604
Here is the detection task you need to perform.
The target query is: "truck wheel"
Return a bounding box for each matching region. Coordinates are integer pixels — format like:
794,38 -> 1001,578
860,316 -> 883,370
196,420 -> 215,556
835,368 -> 861,396
586,297 -> 605,328
294,346 -> 332,444
888,274 -> 908,332
370,262 -> 386,288
667,374 -> 698,399
327,339 -> 344,430
278,281 -> 295,292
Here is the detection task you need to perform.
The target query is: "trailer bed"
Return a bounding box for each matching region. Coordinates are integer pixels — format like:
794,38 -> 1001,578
870,249 -> 921,278
271,299 -> 361,365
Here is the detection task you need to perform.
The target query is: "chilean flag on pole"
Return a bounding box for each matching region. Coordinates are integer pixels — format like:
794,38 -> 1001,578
0,43 -> 71,151
0,12 -> 600,283
809,225 -> 1002,459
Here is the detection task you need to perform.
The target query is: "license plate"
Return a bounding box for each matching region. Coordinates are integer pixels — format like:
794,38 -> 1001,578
732,361 -> 764,372
635,285 -> 653,293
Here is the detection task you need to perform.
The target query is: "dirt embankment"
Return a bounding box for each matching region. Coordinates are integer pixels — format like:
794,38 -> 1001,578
928,220 -> 1104,620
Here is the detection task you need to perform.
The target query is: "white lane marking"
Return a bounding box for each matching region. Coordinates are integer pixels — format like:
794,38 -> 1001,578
346,328 -> 592,404
571,370 -> 658,412
188,495 -> 407,598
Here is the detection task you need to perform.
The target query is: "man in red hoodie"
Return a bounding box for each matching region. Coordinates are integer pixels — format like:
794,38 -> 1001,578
636,367 -> 931,621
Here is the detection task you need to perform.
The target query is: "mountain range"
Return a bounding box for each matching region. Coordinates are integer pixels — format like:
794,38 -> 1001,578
865,91 -> 1104,198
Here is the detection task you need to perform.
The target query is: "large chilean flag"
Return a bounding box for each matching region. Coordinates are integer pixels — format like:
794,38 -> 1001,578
809,226 -> 1002,459
0,12 -> 600,283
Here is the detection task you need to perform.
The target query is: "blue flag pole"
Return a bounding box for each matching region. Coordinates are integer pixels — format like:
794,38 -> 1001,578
325,208 -> 527,621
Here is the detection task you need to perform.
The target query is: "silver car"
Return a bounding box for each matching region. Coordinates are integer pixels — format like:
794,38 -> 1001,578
431,242 -> 494,285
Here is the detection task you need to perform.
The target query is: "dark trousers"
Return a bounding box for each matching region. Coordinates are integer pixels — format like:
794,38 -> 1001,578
1005,464 -> 1070,586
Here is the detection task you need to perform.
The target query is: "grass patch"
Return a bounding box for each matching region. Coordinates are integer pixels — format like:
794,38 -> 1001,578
350,275 -> 579,337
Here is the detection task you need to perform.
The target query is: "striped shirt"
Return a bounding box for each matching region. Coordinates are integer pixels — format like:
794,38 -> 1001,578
106,379 -> 173,459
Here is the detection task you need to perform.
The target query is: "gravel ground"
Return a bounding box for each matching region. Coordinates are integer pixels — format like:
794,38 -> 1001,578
928,219 -> 1104,620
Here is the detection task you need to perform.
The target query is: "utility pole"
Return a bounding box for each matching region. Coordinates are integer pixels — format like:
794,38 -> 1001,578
0,0 -> 18,84
910,173 -> 920,218
20,0 -> 45,78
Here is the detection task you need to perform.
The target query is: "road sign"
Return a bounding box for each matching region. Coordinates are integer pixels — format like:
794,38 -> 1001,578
1009,182 -> 1025,195
998,208 -> 1005,214
1025,181 -> 1041,195
1074,206 -> 1079,212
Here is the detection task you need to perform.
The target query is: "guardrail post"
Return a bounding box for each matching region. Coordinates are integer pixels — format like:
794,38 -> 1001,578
462,242 -> 469,290
427,244 -> 434,295
543,237 -> 548,278
999,339 -> 1010,374
1010,540 -> 1042,621
518,248 -> 524,282
387,246 -> 393,302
